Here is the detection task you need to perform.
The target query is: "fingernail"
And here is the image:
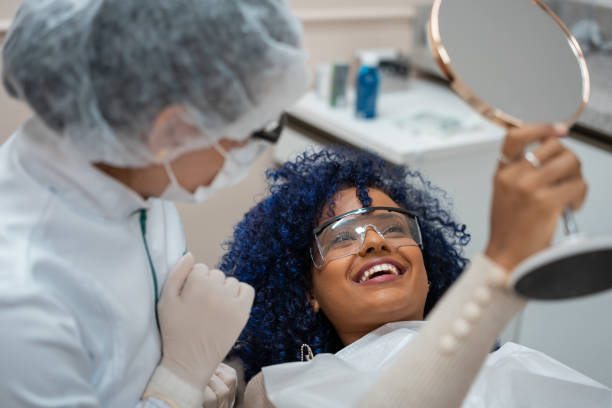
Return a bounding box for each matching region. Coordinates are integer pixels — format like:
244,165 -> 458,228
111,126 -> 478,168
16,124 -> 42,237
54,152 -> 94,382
554,123 -> 568,136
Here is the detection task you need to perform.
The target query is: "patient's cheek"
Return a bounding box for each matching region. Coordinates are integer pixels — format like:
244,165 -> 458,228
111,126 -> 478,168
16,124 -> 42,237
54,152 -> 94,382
311,260 -> 355,310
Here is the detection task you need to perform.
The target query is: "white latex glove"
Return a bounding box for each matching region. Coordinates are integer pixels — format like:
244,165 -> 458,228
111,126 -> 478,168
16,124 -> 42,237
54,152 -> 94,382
158,253 -> 254,389
202,363 -> 238,408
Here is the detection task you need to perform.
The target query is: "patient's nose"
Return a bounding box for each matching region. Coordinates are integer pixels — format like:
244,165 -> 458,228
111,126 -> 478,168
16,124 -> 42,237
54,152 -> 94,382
359,227 -> 390,255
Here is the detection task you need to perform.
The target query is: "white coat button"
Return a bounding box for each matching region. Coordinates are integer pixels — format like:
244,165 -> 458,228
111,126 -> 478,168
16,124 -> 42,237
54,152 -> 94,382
487,268 -> 507,289
439,334 -> 458,354
452,318 -> 471,339
474,286 -> 492,306
463,301 -> 482,322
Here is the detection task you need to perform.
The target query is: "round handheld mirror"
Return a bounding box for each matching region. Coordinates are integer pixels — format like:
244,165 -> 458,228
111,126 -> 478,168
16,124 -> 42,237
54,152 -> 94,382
429,0 -> 612,300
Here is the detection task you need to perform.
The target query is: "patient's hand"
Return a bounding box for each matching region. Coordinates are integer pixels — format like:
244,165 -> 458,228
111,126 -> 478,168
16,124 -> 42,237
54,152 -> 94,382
485,124 -> 588,272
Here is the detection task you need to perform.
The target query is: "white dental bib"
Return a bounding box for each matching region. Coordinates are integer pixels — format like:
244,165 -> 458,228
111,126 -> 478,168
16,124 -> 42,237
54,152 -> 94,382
262,322 -> 611,407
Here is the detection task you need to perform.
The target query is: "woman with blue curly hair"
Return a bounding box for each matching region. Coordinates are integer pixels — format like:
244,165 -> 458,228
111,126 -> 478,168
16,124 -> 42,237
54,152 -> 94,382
220,124 -> 610,407
222,147 -> 471,377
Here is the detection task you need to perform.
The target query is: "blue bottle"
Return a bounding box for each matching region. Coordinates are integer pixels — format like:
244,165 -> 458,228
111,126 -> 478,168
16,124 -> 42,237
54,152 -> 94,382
355,53 -> 380,119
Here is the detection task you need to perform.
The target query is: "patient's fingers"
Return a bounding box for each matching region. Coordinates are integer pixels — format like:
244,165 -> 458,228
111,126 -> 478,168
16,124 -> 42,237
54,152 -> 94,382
501,123 -> 567,160
520,142 -> 582,187
542,177 -> 588,212
536,149 -> 582,186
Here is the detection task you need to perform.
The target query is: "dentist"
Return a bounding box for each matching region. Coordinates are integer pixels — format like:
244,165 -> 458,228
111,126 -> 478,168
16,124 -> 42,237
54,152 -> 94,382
0,0 -> 309,407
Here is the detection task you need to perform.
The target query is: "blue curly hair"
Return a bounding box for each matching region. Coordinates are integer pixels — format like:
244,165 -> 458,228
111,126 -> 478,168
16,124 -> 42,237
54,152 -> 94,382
220,147 -> 471,381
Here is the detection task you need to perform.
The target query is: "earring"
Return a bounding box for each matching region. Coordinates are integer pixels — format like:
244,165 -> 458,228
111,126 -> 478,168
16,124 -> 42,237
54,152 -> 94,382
300,344 -> 314,362
309,297 -> 320,314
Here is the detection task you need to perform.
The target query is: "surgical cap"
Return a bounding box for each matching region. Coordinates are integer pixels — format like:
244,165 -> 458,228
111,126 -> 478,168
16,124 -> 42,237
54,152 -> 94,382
2,0 -> 309,166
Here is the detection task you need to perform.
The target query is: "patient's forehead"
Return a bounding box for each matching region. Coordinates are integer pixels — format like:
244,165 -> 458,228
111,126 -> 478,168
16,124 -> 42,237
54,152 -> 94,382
317,188 -> 401,226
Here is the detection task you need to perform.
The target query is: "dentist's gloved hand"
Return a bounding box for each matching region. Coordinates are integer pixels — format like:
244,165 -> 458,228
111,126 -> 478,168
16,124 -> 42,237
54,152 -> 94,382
160,253 -> 254,387
143,253 -> 254,408
202,363 -> 238,408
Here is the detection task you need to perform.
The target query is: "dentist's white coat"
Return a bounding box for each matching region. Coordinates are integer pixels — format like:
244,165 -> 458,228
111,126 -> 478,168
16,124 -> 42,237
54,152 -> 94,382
0,118 -> 186,407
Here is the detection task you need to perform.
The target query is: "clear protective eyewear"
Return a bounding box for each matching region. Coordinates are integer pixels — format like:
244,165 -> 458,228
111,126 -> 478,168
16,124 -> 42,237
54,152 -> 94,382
250,113 -> 287,144
310,206 -> 423,269
215,113 -> 286,168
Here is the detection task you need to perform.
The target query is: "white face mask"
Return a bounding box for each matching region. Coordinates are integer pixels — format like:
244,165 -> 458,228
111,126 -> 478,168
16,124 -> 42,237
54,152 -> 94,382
159,140 -> 267,204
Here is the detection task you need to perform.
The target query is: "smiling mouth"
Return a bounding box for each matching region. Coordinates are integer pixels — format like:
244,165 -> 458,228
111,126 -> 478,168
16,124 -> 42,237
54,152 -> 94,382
354,261 -> 407,284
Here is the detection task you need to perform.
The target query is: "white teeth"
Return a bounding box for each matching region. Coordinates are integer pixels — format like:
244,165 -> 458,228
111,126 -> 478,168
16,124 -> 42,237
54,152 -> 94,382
359,264 -> 400,283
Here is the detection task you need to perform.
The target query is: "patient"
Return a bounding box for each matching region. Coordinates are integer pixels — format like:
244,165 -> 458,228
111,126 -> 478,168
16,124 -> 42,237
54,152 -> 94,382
222,126 -> 609,407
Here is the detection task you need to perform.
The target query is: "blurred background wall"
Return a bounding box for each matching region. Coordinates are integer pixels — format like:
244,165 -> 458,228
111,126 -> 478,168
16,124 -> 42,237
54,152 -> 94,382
288,0 -> 416,72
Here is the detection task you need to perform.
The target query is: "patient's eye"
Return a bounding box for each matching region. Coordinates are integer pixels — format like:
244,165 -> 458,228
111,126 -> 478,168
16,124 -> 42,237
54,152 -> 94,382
332,231 -> 356,244
383,225 -> 407,235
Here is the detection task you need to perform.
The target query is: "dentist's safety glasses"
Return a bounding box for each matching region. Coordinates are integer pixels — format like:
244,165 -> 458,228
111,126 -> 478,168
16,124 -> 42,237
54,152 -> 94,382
250,113 -> 288,144
311,207 -> 423,269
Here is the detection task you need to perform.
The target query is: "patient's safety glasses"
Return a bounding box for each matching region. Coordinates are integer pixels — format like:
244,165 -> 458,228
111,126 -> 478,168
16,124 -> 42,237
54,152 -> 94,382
310,206 -> 423,269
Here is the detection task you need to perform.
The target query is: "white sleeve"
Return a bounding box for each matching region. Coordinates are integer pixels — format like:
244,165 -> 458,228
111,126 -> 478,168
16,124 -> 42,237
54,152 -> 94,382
355,255 -> 526,408
0,288 -> 188,408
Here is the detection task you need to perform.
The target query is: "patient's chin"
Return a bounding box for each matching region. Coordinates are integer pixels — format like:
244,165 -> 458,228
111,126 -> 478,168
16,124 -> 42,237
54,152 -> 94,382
348,293 -> 424,326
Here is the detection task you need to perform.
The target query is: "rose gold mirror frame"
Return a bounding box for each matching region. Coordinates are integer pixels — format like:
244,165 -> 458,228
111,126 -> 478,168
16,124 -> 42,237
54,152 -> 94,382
429,0 -> 591,128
